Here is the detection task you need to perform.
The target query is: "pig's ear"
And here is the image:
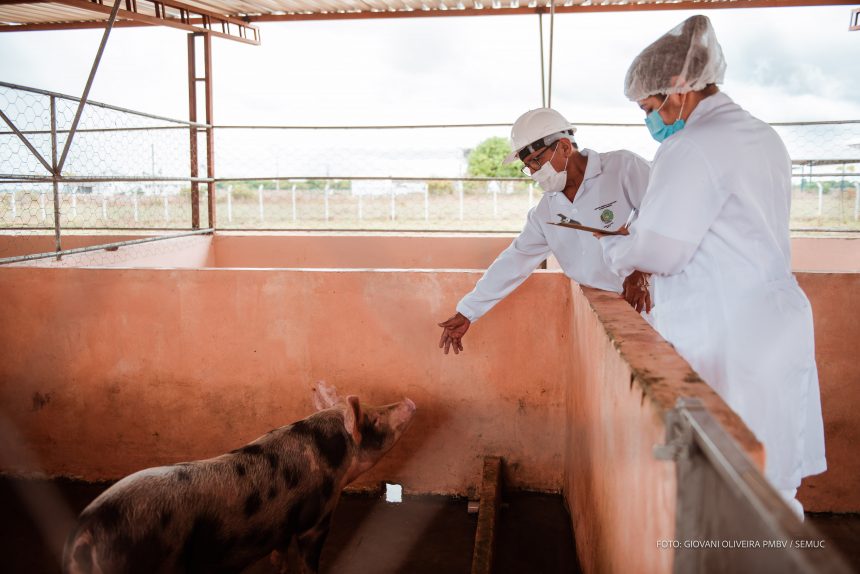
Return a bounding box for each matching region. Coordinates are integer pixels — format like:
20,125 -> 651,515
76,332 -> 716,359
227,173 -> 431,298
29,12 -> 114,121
342,395 -> 362,443
312,380 -> 339,411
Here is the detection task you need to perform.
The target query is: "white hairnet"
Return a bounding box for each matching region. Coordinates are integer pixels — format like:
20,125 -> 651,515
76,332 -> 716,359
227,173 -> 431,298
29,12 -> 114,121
624,15 -> 726,102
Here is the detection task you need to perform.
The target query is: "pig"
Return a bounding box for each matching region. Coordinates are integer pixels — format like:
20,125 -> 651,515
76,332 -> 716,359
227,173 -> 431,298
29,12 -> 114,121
62,382 -> 416,574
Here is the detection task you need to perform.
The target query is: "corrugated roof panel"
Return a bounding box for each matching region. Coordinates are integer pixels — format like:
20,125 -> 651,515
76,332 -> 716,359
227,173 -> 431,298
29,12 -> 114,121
1,0 -> 856,31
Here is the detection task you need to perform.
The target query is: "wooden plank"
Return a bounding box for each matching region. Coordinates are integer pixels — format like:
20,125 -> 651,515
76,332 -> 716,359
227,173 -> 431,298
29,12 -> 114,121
471,456 -> 502,574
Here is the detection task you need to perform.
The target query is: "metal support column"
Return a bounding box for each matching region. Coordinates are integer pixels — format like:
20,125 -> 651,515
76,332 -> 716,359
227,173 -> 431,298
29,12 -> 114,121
188,32 -> 216,229
188,34 -> 199,229
547,0 -> 555,108
538,13 -> 545,108
50,96 -> 61,258
203,32 -> 215,229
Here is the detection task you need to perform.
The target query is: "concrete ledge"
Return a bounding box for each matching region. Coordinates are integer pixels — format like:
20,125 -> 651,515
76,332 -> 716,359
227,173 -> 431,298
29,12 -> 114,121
565,284 -> 764,574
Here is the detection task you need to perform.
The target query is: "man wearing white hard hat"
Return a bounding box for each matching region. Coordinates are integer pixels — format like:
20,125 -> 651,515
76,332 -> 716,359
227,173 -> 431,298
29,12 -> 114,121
438,107 -> 650,353
596,15 -> 826,519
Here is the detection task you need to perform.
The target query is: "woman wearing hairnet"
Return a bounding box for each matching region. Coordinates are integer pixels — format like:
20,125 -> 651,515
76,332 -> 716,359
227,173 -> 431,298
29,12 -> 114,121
598,15 -> 826,519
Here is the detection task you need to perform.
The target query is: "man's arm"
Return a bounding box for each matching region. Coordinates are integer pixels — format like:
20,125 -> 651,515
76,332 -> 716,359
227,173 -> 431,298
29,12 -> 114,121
619,152 -> 653,312
438,207 -> 550,355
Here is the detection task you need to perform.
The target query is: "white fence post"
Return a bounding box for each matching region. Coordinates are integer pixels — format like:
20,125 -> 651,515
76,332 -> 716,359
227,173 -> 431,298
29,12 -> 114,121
458,180 -> 464,221
227,185 -> 233,223
10,190 -> 16,219
70,189 -> 76,219
102,193 -> 108,221
358,192 -> 363,222
816,182 -> 823,217
258,184 -> 265,222
291,184 -> 297,222
324,183 -> 330,222
424,187 -> 429,222
390,186 -> 396,221
132,192 -> 139,222
40,191 -> 47,222
492,182 -> 498,219
854,182 -> 859,221
162,189 -> 169,222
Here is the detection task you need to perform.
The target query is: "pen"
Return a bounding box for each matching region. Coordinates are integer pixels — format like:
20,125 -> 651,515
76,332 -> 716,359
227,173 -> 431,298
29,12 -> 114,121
623,208 -> 638,228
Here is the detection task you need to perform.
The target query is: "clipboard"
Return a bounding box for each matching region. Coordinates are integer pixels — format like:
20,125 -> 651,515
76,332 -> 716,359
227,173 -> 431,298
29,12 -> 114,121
547,221 -> 625,235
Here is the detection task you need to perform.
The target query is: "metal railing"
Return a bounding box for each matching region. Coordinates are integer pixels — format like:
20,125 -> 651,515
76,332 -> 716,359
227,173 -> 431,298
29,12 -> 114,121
656,398 -> 852,574
0,81 -> 213,265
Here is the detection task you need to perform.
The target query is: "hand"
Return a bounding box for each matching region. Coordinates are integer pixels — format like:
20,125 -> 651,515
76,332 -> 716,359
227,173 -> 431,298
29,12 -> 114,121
438,312 -> 471,355
622,270 -> 652,314
592,225 -> 630,239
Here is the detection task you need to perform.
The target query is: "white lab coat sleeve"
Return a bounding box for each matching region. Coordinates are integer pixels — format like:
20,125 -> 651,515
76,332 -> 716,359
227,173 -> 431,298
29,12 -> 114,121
623,152 -> 651,208
601,139 -> 730,278
456,207 -> 551,322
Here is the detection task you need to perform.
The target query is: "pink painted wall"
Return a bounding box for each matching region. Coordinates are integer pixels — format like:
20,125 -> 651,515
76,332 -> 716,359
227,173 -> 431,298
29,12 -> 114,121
0,233 -> 857,574
796,272 -> 860,512
791,237 -> 860,272
4,233 -> 855,271
0,267 -> 570,495
565,285 -> 763,574
210,233 -> 514,269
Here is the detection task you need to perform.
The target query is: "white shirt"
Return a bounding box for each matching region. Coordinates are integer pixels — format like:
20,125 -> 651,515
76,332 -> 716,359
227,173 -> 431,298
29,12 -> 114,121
600,92 -> 826,489
457,148 -> 651,322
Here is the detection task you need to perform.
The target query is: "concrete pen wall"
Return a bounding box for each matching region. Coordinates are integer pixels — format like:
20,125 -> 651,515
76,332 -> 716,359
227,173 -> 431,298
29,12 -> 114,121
565,284 -> 764,574
0,266 -> 571,495
4,233 -> 853,271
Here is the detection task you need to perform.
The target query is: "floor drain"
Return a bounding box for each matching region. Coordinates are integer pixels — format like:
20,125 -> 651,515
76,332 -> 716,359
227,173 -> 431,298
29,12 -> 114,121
385,482 -> 402,503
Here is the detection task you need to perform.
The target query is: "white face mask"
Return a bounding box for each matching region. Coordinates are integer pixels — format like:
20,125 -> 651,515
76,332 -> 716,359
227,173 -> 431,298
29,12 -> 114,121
530,145 -> 569,193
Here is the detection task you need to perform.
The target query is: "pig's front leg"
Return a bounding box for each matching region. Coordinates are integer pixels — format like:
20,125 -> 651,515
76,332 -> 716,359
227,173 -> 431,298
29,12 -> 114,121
295,513 -> 332,574
269,513 -> 332,574
296,514 -> 331,574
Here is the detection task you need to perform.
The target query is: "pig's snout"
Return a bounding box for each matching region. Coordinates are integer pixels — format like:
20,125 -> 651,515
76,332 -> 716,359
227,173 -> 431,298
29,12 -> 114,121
392,398 -> 416,431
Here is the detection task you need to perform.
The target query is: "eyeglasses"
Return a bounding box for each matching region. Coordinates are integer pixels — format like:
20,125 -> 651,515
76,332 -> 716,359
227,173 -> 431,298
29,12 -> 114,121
521,143 -> 557,176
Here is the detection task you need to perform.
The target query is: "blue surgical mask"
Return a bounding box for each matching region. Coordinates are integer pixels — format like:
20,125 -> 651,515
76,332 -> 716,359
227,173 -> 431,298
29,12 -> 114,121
645,95 -> 686,143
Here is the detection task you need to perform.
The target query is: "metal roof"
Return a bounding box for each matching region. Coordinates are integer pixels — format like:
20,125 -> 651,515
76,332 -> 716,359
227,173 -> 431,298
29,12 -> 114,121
0,0 -> 856,42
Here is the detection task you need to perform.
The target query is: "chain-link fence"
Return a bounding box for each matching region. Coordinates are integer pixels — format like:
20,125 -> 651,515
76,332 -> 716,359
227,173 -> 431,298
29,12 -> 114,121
0,81 -> 212,266
2,81 -> 858,267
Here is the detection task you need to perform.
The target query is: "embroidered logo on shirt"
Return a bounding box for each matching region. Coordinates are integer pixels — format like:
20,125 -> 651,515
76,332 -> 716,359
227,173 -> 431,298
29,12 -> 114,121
600,209 -> 615,224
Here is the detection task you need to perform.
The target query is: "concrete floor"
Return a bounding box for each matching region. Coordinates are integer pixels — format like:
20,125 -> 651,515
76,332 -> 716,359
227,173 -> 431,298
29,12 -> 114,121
0,477 -> 579,574
4,476 -> 856,573
806,513 -> 860,571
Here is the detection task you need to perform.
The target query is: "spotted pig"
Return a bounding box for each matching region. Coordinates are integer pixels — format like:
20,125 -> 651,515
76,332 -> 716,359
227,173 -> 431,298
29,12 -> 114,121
63,382 -> 416,574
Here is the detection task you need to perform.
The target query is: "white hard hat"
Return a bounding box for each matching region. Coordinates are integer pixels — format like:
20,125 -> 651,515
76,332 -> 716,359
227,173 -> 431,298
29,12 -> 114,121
503,108 -> 577,164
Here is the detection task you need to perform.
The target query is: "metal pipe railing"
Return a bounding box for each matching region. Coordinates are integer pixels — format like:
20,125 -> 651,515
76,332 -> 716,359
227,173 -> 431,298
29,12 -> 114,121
657,397 -> 852,574
0,81 -> 210,129
0,228 -> 214,266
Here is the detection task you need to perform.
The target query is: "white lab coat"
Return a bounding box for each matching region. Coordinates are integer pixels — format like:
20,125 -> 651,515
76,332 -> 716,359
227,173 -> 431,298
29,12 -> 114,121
601,92 -> 826,490
457,149 -> 650,322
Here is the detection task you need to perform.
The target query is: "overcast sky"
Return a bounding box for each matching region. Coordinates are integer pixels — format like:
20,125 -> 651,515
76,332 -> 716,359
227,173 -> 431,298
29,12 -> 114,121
1,5 -> 858,129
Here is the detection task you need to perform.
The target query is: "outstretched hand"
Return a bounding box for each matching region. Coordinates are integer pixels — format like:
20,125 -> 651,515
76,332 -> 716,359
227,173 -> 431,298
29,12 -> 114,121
623,270 -> 652,314
438,312 -> 471,355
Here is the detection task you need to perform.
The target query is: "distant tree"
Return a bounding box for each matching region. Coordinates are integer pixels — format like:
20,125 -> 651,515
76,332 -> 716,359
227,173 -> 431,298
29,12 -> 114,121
467,136 -> 525,178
